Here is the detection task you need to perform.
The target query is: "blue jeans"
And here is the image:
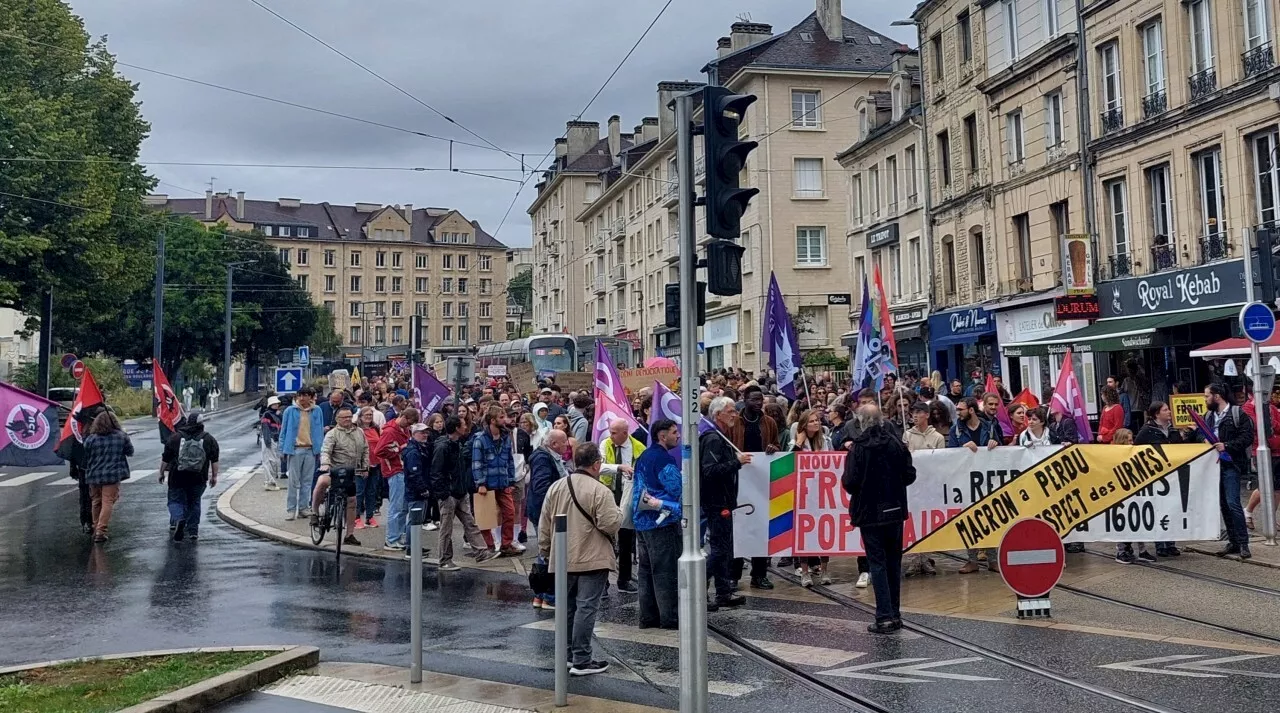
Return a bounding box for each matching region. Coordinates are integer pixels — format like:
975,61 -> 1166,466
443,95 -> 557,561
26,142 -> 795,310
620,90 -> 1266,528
355,472 -> 381,520
285,451 -> 316,514
167,481 -> 207,536
1221,463 -> 1249,547
385,472 -> 406,546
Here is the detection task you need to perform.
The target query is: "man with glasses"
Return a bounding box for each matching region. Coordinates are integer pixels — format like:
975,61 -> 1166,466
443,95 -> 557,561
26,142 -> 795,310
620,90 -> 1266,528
311,406 -> 368,546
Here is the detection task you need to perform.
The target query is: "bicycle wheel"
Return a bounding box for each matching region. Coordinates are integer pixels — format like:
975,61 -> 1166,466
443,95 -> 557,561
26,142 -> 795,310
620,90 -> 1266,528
309,500 -> 328,545
334,497 -> 347,562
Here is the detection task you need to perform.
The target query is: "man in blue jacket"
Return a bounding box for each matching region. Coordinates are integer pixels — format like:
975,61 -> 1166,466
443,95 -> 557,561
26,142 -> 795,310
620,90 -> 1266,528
280,386 -> 325,520
632,419 -> 682,629
473,406 -> 518,556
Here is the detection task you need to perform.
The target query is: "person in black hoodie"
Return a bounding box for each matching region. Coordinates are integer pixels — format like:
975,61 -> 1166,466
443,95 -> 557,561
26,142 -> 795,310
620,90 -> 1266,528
1202,383 -> 1254,559
431,416 -> 494,570
700,397 -> 753,610
842,404 -> 917,633
402,422 -> 434,559
159,411 -> 220,542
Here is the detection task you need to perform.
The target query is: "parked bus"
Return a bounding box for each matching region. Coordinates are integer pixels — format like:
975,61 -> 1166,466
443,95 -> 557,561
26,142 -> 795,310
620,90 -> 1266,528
577,336 -> 631,371
477,334 -> 578,378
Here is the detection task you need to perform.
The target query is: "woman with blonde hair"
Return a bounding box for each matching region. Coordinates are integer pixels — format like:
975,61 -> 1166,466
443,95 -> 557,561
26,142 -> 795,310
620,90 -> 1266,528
792,409 -> 833,586
82,411 -> 134,543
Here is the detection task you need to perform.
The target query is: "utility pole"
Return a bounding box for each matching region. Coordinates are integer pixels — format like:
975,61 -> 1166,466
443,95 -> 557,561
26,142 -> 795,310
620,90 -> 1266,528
152,228 -> 165,414
36,289 -> 53,399
224,261 -> 252,396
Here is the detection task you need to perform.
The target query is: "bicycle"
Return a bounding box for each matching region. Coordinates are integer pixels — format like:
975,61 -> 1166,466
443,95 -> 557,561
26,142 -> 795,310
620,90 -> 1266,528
310,467 -> 357,562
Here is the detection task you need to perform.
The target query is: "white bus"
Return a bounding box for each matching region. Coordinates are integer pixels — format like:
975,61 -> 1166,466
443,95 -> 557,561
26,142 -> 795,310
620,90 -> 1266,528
476,334 -> 578,379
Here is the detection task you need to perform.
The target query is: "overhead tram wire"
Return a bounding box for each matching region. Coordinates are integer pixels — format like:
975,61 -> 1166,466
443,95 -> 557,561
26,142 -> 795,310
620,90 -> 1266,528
246,0 -> 523,165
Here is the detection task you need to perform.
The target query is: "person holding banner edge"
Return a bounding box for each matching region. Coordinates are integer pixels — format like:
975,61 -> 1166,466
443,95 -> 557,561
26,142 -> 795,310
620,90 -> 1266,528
700,397 -> 752,611
1199,383 -> 1254,559
947,397 -> 1001,573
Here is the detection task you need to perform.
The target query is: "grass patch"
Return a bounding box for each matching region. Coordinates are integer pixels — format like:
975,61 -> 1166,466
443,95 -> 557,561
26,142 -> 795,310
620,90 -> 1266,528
106,388 -> 153,419
0,650 -> 270,713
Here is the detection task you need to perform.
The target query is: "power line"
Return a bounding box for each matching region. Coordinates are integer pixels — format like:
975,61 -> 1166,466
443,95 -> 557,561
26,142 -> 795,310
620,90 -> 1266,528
246,0 -> 522,164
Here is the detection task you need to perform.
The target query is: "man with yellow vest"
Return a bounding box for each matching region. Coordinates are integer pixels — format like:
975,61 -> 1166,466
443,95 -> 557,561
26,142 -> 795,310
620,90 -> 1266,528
600,419 -> 644,594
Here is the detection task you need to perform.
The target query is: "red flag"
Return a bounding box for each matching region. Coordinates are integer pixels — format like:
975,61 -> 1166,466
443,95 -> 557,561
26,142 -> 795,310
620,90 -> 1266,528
1051,349 -> 1094,443
1011,388 -> 1040,409
58,368 -> 105,448
152,363 -> 183,432
985,374 -> 1015,438
871,264 -> 899,370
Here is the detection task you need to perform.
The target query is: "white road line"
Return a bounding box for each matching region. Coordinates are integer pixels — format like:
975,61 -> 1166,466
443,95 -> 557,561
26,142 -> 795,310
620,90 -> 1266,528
0,471 -> 60,487
224,466 -> 256,481
127,469 -> 157,482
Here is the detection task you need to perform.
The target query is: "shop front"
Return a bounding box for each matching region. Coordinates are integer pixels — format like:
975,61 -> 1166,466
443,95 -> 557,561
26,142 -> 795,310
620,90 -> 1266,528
702,313 -> 738,371
891,303 -> 929,376
928,305 -> 997,383
995,301 -> 1088,401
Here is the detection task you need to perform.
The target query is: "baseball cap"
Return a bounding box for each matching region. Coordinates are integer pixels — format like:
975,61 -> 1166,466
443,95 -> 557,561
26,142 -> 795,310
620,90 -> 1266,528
540,387 -> 553,394
410,423 -> 430,433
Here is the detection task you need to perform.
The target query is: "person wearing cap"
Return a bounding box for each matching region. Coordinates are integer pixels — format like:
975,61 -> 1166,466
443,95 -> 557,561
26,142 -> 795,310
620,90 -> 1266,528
159,410 -> 221,543
260,396 -> 283,491
402,421 -> 435,558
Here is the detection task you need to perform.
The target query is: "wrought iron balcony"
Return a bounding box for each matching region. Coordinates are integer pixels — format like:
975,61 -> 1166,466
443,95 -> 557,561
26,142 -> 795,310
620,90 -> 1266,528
1101,108 -> 1124,135
1107,253 -> 1132,279
1198,232 -> 1229,264
1243,43 -> 1275,78
1188,68 -> 1217,101
1149,242 -> 1177,273
1141,90 -> 1168,120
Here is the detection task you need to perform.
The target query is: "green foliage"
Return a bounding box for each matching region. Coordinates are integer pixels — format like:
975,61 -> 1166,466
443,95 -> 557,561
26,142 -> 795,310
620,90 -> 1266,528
507,269 -> 532,312
179,358 -> 214,383
8,361 -> 74,391
7,355 -> 125,392
802,348 -> 846,368
307,307 -> 342,357
107,387 -> 151,418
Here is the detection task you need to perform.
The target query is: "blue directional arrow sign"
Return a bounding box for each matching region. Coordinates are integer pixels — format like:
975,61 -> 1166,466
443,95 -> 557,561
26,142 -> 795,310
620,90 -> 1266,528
1240,302 -> 1276,343
296,345 -> 310,366
275,367 -> 303,394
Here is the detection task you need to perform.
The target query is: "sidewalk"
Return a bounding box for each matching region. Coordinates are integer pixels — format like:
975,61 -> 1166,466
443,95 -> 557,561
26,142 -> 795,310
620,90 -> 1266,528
217,464 -> 539,575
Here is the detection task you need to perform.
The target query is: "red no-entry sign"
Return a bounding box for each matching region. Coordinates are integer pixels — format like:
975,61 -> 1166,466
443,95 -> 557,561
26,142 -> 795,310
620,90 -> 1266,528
71,360 -> 86,380
998,518 -> 1065,599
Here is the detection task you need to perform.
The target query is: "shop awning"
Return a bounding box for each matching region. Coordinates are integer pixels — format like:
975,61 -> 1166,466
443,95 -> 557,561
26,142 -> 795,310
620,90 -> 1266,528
1190,332 -> 1280,358
1002,306 -> 1240,357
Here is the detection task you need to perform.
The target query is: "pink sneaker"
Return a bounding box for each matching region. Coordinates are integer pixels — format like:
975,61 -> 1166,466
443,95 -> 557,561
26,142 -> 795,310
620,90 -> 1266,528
354,518 -> 366,530
367,517 -> 378,528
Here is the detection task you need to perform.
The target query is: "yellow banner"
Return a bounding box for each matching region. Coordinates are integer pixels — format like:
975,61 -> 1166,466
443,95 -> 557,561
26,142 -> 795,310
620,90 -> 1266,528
906,444 -> 1212,552
1170,394 -> 1207,428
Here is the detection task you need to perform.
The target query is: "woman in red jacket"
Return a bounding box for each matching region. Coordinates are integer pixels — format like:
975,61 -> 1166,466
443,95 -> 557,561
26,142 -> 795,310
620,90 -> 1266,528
1098,387 -> 1125,444
356,406 -> 382,529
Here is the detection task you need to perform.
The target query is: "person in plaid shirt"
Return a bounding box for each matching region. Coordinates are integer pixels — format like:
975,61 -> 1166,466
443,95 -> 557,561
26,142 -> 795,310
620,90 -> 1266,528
82,411 -> 134,543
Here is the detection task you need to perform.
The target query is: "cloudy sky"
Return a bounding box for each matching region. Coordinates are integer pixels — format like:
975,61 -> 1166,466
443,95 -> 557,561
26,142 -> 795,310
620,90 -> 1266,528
69,0 -> 915,248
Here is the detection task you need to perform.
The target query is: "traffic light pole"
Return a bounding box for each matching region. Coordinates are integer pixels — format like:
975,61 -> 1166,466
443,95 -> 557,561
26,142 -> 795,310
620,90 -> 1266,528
1244,227 -> 1277,545
674,90 -> 708,713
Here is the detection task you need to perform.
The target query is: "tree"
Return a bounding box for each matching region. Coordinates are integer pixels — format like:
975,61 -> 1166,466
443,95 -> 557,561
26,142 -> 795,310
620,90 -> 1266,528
307,308 -> 342,358
0,3 -> 156,333
507,269 -> 532,312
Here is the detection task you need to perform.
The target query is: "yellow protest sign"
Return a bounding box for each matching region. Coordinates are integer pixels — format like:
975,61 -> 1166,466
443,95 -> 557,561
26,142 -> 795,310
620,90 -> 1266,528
1171,394 -> 1206,428
906,444 -> 1212,552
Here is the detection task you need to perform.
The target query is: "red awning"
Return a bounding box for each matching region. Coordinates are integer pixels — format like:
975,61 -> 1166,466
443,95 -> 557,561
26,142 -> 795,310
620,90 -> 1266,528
1190,333 -> 1280,358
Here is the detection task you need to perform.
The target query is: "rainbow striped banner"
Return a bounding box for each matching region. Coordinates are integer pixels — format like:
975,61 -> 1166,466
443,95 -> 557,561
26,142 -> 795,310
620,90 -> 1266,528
767,452 -> 797,556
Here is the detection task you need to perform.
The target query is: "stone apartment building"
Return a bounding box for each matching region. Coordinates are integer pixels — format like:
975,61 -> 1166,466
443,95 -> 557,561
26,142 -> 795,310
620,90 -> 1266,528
150,192 -> 508,360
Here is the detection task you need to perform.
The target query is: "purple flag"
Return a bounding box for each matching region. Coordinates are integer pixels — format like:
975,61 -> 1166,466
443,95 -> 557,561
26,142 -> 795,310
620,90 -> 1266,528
650,380 -> 684,455
412,362 -> 451,418
761,272 -> 802,400
593,341 -> 631,441
698,415 -> 717,435
0,381 -> 63,467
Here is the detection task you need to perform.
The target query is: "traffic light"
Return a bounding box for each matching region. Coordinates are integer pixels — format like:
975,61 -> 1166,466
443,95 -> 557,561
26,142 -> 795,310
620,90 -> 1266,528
702,86 -> 758,240
1259,227 -> 1278,305
664,282 -> 707,329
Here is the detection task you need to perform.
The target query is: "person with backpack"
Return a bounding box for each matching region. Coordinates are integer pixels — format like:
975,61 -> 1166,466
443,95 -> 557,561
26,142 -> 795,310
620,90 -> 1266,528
432,415 -> 494,570
1202,383 -> 1254,559
159,410 -> 220,542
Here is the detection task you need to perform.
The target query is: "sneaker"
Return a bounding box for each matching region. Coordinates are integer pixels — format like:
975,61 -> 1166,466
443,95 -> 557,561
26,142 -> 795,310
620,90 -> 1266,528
570,660 -> 609,676
367,517 -> 378,528
343,534 -> 361,546
518,530 -> 528,544
384,542 -> 406,551
1156,545 -> 1182,557
820,571 -> 833,586
424,522 -> 439,531
539,596 -> 556,610
715,594 -> 747,607
778,557 -> 794,568
403,549 -> 429,560
706,599 -> 720,613
172,520 -> 186,542
800,572 -> 814,588
473,548 -> 497,562
284,513 -> 296,521
750,577 -> 774,590
1136,550 -> 1157,563
617,580 -> 638,594
439,561 -> 461,572
499,545 -> 523,557
300,508 -> 313,518
855,572 -> 871,588
354,518 -> 366,530
1115,550 -> 1136,564
958,561 -> 980,574
532,596 -> 543,608
1215,543 -> 1243,557
189,535 -> 199,542
309,514 -> 320,528
511,541 -> 527,553
923,558 -> 938,575
1240,546 -> 1253,560
867,620 -> 902,634
1065,542 -> 1085,553
794,566 -> 803,576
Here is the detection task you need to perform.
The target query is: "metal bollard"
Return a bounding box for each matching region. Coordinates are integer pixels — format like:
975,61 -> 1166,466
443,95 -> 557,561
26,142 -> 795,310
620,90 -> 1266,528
554,513 -> 568,707
408,505 -> 425,684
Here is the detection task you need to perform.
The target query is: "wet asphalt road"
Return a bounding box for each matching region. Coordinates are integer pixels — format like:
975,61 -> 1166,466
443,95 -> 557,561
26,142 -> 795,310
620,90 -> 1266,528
3,408 -> 1280,712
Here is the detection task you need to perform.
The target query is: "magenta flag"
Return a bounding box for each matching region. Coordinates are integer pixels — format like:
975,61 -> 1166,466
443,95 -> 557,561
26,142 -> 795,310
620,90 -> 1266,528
593,387 -> 641,442
650,380 -> 683,454
0,381 -> 63,467
1050,349 -> 1094,443
593,341 -> 631,441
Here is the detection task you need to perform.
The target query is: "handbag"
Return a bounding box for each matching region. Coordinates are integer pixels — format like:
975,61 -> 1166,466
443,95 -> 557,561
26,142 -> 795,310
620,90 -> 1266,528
618,475 -> 636,529
528,557 -> 553,594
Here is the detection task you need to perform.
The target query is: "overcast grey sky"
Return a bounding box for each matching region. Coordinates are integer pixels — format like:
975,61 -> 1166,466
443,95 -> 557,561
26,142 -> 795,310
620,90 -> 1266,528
69,0 -> 915,248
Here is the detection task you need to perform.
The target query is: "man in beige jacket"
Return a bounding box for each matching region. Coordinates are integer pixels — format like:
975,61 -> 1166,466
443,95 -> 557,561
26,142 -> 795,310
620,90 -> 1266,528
311,406 -> 370,546
538,442 -> 621,677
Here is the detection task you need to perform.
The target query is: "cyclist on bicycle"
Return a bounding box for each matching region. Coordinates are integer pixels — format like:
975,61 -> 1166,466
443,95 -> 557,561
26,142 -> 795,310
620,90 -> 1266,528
311,406 -> 369,545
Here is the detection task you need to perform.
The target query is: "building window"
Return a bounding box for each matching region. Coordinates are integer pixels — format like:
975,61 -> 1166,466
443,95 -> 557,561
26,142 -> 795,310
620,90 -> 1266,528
931,34 -> 945,81
349,301 -> 360,317
479,325 -> 491,342
298,227 -> 311,238
910,237 -> 922,295
324,275 -> 335,292
795,227 -> 827,266
278,248 -> 290,265
943,236 -> 957,294
972,230 -> 987,287
480,302 -> 492,317
962,114 -> 978,174
1045,92 -> 1064,147
296,248 -> 309,266
350,251 -> 361,267
1245,0 -> 1271,51
797,305 -> 827,346
442,254 -> 453,270
458,254 -> 468,270
324,300 -> 335,313
937,130 -> 952,186
741,226 -> 754,272
1142,20 -> 1166,98
1186,0 -> 1214,75
375,251 -> 385,268
392,251 -> 402,268
296,274 -> 308,291
391,326 -> 402,344
458,278 -> 468,294
869,166 -> 881,217
442,302 -> 453,318
350,326 -> 361,343
1004,0 -> 1020,61
853,256 -> 865,298
279,226 -> 292,237
392,276 -> 402,293
442,325 -> 452,343
459,302 -> 469,318
1051,200 -> 1070,238
957,11 -> 972,63
1105,178 -> 1131,258
374,326 -> 385,345
889,244 -> 902,300
261,225 -> 273,237
1006,110 -> 1025,163
905,146 -> 918,203
885,156 -> 899,211
1100,42 -> 1123,112
324,249 -> 335,267
1253,129 -> 1280,226
350,275 -> 362,292
1147,164 -> 1174,248
791,90 -> 821,128
371,276 -> 383,293
851,175 -> 863,223
458,325 -> 468,344
415,254 -> 428,269
585,181 -> 602,203
1045,0 -> 1060,37
415,301 -> 428,317
858,106 -> 869,139
480,278 -> 492,294
415,277 -> 428,293
480,254 -> 491,271
793,158 -> 824,198
392,300 -> 402,317
442,278 -> 453,293
1196,148 -> 1225,240
1013,213 -> 1032,280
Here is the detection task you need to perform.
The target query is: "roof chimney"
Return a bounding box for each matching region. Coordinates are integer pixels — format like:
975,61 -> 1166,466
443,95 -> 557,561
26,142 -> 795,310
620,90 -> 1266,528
236,191 -> 245,220
717,37 -> 733,58
817,0 -> 843,41
657,81 -> 704,139
403,203 -> 413,224
205,189 -> 213,220
607,115 -> 622,157
554,137 -> 568,159
565,120 -> 600,163
640,117 -> 659,144
730,22 -> 772,51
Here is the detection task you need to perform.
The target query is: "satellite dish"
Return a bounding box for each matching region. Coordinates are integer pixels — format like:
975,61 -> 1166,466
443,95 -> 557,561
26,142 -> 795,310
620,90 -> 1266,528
1224,359 -> 1238,376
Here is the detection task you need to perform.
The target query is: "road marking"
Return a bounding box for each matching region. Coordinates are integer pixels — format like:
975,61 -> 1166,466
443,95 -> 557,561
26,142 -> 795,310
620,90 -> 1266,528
1100,655 -> 1227,678
1006,548 -> 1059,565
1170,654 -> 1280,679
1104,654 -> 1280,679
0,472 -> 60,487
818,656 -> 999,683
224,466 -> 256,481
127,469 -> 157,482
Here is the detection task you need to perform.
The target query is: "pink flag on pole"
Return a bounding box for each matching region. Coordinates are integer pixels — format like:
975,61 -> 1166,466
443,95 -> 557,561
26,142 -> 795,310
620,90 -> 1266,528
593,341 -> 632,441
1050,349 -> 1094,443
985,374 -> 1014,440
593,387 -> 640,442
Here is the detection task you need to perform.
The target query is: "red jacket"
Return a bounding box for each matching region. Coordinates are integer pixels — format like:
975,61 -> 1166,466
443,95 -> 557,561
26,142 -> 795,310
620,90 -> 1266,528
375,420 -> 410,475
1242,398 -> 1280,456
362,426 -> 383,470
1098,404 -> 1126,443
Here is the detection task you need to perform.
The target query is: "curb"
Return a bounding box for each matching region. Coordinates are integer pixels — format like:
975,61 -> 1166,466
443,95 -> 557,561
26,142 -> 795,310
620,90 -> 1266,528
0,645 -> 319,713
1185,545 -> 1280,569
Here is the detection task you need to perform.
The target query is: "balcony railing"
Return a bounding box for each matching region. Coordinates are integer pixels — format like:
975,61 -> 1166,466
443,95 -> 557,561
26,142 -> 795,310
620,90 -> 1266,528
611,265 -> 627,286
612,310 -> 626,328
1150,242 -> 1177,273
1199,232 -> 1230,264
592,275 -> 605,294
1101,108 -> 1124,135
1107,253 -> 1132,279
1243,42 -> 1276,78
1141,90 -> 1168,120
665,233 -> 679,263
1188,67 -> 1217,101
611,218 -> 626,239
663,182 -> 678,206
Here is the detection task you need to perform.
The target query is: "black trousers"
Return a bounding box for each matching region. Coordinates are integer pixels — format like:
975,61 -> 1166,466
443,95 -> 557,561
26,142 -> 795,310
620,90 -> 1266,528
72,465 -> 91,527
733,557 -> 770,581
704,507 -> 734,599
637,525 -> 681,628
617,527 -> 636,584
861,522 -> 905,623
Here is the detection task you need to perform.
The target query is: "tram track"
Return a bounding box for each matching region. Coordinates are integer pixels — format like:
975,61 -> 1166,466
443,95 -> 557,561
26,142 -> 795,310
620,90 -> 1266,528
1080,547 -> 1280,598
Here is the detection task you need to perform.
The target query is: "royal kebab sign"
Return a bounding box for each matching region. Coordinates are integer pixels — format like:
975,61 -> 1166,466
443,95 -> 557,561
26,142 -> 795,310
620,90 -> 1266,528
1099,258 -> 1248,318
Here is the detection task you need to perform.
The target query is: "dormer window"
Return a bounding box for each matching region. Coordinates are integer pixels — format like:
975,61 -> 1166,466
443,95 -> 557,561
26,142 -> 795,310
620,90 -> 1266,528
891,82 -> 903,121
858,105 -> 869,139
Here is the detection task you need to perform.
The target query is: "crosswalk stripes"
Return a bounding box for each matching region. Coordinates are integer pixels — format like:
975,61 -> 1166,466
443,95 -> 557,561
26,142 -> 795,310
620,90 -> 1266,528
224,466 -> 256,481
128,469 -> 157,482
0,472 -> 59,487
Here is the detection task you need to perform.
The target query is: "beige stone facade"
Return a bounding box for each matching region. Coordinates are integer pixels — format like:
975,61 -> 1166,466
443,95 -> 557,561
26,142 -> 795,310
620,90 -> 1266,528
152,193 -> 507,359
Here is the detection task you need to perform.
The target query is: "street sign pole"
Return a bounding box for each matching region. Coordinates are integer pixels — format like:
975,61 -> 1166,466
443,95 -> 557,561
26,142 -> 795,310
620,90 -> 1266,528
674,89 -> 708,713
1242,228 -> 1276,545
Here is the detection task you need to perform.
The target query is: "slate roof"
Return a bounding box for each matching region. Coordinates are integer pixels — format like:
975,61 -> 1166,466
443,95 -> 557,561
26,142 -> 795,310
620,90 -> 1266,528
161,196 -> 507,248
706,13 -> 907,81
